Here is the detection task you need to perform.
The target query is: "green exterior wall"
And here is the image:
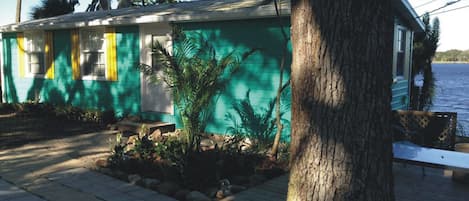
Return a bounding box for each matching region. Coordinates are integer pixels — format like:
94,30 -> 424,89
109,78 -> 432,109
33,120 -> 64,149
1,17 -> 409,138
2,26 -> 142,117
2,33 -> 19,103
391,79 -> 409,110
177,18 -> 292,137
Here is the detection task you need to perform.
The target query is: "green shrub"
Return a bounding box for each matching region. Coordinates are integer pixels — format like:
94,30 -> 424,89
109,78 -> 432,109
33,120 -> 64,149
108,133 -> 127,167
0,102 -> 115,124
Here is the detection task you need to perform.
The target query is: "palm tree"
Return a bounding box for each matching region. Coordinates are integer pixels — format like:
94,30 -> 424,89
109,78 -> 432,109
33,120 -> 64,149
86,0 -> 112,12
86,0 -> 111,11
139,32 -> 254,152
410,13 -> 440,111
30,0 -> 79,19
117,0 -> 176,9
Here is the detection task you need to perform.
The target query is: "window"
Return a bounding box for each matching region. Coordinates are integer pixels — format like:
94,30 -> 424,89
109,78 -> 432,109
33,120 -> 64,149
24,31 -> 45,75
71,27 -> 117,81
396,28 -> 407,77
80,28 -> 106,78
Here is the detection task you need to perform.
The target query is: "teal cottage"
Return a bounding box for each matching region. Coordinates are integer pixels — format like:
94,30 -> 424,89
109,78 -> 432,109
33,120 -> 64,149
0,0 -> 423,135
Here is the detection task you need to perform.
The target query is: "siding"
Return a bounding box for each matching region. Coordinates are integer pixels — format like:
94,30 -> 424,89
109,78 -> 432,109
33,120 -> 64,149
177,18 -> 292,137
1,18 -> 410,138
391,79 -> 409,110
2,26 -> 142,117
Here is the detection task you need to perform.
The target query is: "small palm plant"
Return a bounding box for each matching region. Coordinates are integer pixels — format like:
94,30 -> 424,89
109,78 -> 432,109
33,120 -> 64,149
139,30 -> 255,152
226,90 -> 286,151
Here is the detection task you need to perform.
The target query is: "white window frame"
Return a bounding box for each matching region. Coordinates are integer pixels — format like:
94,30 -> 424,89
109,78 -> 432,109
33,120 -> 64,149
392,25 -> 411,80
24,31 -> 46,78
396,28 -> 406,77
79,27 -> 107,80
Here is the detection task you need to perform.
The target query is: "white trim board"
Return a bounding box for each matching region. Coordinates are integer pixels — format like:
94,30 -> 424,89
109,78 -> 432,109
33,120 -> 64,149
0,33 -> 4,103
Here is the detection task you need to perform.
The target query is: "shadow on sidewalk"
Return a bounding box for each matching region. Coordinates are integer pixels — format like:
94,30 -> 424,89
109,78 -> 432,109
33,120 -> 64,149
0,113 -> 105,150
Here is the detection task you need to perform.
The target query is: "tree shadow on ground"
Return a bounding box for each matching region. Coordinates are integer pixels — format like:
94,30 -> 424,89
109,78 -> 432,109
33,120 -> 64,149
0,114 -> 106,150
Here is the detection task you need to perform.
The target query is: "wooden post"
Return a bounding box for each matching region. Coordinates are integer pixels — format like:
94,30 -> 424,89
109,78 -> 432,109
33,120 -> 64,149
16,0 -> 22,23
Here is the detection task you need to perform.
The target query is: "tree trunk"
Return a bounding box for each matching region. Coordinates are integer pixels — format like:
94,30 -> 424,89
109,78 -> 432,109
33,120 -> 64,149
288,0 -> 395,200
16,0 -> 22,23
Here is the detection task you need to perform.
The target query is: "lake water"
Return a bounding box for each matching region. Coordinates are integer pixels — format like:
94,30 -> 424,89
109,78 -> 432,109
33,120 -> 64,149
431,63 -> 469,136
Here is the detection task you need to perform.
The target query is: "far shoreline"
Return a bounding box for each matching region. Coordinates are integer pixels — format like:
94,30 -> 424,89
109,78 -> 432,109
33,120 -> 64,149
432,61 -> 469,64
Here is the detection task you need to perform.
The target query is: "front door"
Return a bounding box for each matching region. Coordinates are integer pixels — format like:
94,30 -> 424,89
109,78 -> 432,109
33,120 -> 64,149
139,24 -> 173,114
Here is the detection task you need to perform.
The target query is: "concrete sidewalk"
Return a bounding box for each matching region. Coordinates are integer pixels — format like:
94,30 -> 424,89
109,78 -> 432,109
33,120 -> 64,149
0,130 -> 176,201
0,179 -> 45,201
223,164 -> 469,201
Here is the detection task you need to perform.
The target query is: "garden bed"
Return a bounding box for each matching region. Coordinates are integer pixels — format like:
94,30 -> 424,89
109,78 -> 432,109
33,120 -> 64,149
95,130 -> 289,201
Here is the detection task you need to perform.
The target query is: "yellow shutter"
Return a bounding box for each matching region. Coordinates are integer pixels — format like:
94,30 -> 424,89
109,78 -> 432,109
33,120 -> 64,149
17,33 -> 25,78
71,29 -> 80,80
105,27 -> 117,81
44,31 -> 54,79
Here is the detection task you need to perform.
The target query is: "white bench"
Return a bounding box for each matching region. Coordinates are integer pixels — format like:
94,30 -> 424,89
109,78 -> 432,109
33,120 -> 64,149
393,141 -> 469,172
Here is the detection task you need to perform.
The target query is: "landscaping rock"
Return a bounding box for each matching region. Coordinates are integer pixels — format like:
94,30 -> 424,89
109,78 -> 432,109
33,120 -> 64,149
186,191 -> 211,201
249,174 -> 267,186
174,189 -> 191,201
95,158 -> 109,168
128,174 -> 142,185
165,129 -> 182,138
216,189 -> 232,199
240,138 -> 253,151
216,179 -> 232,199
149,129 -> 163,141
200,139 -> 216,151
157,181 -> 181,196
126,135 -> 138,151
142,178 -> 161,189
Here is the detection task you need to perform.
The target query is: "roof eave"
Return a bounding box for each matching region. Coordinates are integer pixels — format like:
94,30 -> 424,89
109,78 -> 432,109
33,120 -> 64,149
0,1 -> 291,33
395,0 -> 425,32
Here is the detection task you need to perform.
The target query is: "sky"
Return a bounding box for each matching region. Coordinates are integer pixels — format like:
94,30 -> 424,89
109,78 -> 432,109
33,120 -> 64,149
0,0 -> 467,52
0,0 -> 117,25
409,0 -> 469,51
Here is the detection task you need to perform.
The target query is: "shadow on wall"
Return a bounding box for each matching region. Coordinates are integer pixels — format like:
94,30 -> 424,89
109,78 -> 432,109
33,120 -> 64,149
17,27 -> 141,118
2,35 -> 19,103
178,18 -> 292,136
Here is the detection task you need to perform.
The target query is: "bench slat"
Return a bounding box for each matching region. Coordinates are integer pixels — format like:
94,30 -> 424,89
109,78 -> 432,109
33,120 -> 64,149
393,141 -> 469,171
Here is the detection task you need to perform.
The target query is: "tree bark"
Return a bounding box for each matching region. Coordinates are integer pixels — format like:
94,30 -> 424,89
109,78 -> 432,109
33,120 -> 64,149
288,0 -> 395,200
